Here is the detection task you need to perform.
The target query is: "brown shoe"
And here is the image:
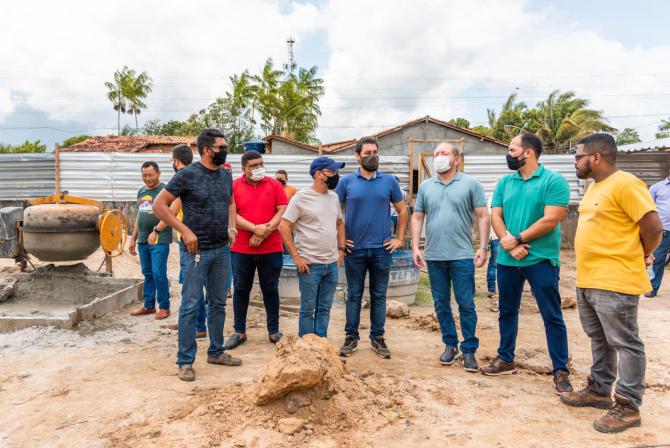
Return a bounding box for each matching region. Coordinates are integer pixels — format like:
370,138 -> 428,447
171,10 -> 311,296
553,370 -> 573,394
196,331 -> 207,339
166,323 -> 178,331
480,357 -> 516,376
207,352 -> 242,367
593,394 -> 641,433
155,309 -> 170,320
131,307 -> 155,316
560,376 -> 612,409
177,365 -> 195,382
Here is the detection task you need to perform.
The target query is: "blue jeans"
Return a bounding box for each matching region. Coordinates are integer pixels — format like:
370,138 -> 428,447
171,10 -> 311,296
344,248 -> 392,340
138,243 -> 170,310
177,245 -> 231,366
487,240 -> 500,293
231,252 -> 283,334
426,259 -> 479,353
298,262 -> 338,337
179,242 -> 207,333
650,230 -> 670,294
497,261 -> 570,374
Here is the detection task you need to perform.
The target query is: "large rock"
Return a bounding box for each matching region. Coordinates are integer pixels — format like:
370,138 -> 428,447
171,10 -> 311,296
0,277 -> 17,302
386,300 -> 410,319
248,334 -> 345,405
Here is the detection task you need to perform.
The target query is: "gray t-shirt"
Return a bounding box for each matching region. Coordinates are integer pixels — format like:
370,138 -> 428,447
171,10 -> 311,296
283,187 -> 342,264
414,172 -> 487,261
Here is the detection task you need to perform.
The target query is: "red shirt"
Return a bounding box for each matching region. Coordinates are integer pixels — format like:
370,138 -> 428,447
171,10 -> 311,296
232,176 -> 288,254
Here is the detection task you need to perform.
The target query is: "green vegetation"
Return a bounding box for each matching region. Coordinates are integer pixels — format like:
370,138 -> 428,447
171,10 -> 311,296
0,140 -> 47,153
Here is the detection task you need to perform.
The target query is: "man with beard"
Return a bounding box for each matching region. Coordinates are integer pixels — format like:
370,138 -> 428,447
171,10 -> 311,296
336,136 -> 408,359
480,133 -> 574,395
561,133 -> 661,433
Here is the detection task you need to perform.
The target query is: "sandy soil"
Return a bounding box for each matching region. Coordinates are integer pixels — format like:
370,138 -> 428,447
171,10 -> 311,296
0,247 -> 669,447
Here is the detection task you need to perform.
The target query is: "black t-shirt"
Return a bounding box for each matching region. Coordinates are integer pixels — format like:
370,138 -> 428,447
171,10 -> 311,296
165,161 -> 232,251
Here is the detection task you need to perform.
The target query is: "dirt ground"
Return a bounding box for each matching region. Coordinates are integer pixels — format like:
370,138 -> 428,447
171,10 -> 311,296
1,246 -> 669,447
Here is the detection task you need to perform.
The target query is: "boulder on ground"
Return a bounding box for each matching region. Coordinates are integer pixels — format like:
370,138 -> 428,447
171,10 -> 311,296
386,300 -> 410,319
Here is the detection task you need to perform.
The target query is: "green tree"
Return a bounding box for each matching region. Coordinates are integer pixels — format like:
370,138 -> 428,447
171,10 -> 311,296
0,140 -> 47,153
615,128 -> 641,145
123,69 -> 153,132
105,67 -> 131,135
486,93 -> 530,141
60,135 -> 91,148
655,117 -> 670,139
449,117 -> 471,129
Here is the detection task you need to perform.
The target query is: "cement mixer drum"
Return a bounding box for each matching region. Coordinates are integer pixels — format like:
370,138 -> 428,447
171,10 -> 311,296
23,204 -> 100,262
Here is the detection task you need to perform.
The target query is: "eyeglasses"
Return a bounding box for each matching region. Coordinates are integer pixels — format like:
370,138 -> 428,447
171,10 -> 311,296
207,145 -> 228,152
574,153 -> 598,161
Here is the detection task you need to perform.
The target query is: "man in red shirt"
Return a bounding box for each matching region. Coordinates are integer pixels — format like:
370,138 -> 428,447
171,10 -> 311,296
225,150 -> 288,349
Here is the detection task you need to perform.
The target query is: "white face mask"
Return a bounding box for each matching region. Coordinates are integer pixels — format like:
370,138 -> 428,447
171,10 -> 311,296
433,155 -> 452,174
250,167 -> 266,181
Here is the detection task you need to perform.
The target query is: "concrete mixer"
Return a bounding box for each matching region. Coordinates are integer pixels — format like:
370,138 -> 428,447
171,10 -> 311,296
0,193 -> 127,274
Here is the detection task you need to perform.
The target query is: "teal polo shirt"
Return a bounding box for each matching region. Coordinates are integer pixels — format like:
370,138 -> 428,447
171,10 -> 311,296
491,164 -> 570,267
415,172 -> 487,261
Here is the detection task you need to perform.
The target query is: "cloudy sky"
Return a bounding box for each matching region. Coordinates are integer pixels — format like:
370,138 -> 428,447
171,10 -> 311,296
1,0 -> 669,148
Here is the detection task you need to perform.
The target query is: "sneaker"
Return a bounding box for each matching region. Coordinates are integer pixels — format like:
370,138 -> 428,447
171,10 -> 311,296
339,335 -> 358,357
560,376 -> 612,409
463,353 -> 479,372
130,306 -> 155,316
371,336 -> 391,359
553,370 -> 573,394
269,332 -> 283,344
480,357 -> 517,376
644,291 -> 656,298
223,333 -> 247,350
178,364 -> 195,381
439,346 -> 461,366
155,309 -> 170,320
207,352 -> 242,367
593,394 -> 641,433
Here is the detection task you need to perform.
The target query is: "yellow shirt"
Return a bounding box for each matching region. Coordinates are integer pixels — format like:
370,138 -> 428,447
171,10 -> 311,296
575,170 -> 656,295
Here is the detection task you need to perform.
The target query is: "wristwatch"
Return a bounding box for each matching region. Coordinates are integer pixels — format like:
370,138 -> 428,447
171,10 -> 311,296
229,228 -> 238,235
514,233 -> 524,245
152,226 -> 161,234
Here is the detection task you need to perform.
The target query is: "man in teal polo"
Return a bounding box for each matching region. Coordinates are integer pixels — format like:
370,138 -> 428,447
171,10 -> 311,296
480,133 -> 573,395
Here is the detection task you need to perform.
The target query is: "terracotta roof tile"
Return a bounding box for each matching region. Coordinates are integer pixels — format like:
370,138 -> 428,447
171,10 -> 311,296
61,135 -> 197,153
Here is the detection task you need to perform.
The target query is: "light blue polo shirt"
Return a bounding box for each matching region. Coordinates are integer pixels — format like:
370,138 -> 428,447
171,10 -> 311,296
336,169 -> 404,249
415,172 -> 487,261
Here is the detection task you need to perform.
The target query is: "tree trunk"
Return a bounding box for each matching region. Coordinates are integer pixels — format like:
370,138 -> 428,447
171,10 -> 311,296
117,106 -> 121,135
135,111 -> 138,132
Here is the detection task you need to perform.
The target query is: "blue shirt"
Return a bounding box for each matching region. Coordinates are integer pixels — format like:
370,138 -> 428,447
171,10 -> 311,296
649,178 -> 670,230
415,172 -> 487,261
336,169 -> 403,249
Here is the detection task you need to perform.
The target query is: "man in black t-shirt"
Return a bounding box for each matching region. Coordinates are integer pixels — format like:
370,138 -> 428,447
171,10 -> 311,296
153,128 -> 241,382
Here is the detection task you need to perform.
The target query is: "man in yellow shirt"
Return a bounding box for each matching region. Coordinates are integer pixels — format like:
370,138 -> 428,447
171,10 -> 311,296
275,169 -> 297,202
561,133 -> 662,434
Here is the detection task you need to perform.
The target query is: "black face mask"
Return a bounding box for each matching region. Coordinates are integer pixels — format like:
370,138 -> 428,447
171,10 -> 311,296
277,178 -> 286,186
360,154 -> 379,171
506,151 -> 527,171
172,163 -> 178,173
324,172 -> 340,190
210,149 -> 227,166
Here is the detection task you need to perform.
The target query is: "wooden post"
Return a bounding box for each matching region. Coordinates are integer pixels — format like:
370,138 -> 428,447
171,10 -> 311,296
408,138 -> 414,206
54,144 -> 61,194
459,138 -> 465,172
318,144 -> 323,156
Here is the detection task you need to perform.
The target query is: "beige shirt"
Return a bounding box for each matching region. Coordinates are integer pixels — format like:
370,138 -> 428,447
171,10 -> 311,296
283,187 -> 342,264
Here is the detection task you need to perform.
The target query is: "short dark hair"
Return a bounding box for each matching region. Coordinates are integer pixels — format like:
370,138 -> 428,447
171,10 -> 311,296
172,144 -> 193,166
197,128 -> 225,155
141,161 -> 159,172
355,136 -> 379,154
241,150 -> 263,167
578,133 -> 617,163
519,133 -> 543,158
275,169 -> 288,177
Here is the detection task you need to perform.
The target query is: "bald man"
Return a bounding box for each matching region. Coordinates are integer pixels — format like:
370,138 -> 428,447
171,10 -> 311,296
411,143 -> 490,372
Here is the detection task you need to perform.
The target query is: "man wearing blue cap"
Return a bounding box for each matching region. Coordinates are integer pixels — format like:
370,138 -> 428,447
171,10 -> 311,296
279,156 -> 346,337
336,136 -> 408,359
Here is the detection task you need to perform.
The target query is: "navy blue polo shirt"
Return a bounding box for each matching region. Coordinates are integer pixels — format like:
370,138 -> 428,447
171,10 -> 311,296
336,169 -> 403,249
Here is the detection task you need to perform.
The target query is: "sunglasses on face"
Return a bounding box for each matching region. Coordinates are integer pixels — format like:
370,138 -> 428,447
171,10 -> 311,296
207,145 -> 228,152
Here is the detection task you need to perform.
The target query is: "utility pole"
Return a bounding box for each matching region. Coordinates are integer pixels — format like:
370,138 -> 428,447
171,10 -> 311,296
284,36 -> 296,76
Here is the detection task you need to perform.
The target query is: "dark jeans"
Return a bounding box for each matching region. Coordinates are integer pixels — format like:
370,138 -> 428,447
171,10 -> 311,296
576,288 -> 645,409
344,248 -> 392,340
497,261 -> 570,374
426,259 -> 478,353
138,243 -> 170,310
650,230 -> 670,294
231,252 -> 283,334
487,240 -> 500,294
297,262 -> 338,337
179,241 -> 207,333
177,245 -> 231,366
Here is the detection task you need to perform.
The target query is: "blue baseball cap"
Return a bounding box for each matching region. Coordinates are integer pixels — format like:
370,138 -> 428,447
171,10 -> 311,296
309,156 -> 345,177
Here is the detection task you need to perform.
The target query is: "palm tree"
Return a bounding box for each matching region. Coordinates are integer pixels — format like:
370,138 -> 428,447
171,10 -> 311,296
656,118 -> 670,139
105,67 -> 131,135
124,69 -> 153,132
486,93 -> 530,141
253,59 -> 284,136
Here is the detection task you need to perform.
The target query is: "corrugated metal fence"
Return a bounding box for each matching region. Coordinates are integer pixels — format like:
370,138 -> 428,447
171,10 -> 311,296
0,153 -> 56,200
